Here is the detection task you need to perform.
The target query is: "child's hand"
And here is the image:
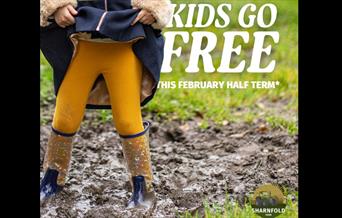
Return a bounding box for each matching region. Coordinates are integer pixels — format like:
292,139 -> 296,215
131,8 -> 156,26
54,4 -> 78,28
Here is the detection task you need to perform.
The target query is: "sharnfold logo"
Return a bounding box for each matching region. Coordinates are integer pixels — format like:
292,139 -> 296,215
251,184 -> 286,217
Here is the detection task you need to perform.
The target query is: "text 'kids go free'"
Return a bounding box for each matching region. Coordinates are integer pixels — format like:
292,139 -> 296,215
162,3 -> 280,73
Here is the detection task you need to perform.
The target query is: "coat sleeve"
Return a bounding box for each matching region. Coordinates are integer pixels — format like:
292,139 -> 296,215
131,0 -> 173,30
40,0 -> 78,27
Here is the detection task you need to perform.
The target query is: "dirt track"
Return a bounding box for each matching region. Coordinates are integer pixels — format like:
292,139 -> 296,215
40,111 -> 298,217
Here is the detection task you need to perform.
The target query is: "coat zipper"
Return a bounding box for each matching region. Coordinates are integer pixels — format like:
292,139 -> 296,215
96,0 -> 108,31
93,0 -> 144,43
96,12 -> 108,31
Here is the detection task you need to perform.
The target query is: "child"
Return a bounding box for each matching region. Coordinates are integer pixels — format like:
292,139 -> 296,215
40,0 -> 173,209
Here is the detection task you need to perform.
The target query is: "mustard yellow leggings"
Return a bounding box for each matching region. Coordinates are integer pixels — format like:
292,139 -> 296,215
52,40 -> 144,136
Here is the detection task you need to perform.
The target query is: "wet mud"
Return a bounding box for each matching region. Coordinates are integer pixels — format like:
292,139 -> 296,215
40,114 -> 298,217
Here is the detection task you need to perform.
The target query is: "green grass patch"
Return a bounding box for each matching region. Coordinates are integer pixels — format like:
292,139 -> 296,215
180,192 -> 298,218
266,116 -> 298,135
40,53 -> 54,106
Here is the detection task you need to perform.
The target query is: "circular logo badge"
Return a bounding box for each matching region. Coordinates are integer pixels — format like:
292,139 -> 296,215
251,184 -> 286,217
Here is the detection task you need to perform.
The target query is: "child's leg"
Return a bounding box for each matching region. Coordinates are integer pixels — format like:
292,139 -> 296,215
52,41 -> 100,134
102,43 -> 144,136
41,40 -> 101,201
102,42 -> 155,208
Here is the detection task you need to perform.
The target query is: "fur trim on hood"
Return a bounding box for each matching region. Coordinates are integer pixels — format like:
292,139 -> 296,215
132,0 -> 173,29
40,0 -> 78,27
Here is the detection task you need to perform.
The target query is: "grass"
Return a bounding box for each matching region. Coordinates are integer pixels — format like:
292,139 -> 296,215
266,116 -> 298,136
180,192 -> 298,218
40,52 -> 54,106
40,0 -> 298,134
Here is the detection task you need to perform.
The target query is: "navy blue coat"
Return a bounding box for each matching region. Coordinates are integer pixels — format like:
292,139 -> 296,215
40,0 -> 164,109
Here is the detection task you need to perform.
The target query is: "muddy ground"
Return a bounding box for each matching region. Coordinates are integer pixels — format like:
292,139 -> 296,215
40,110 -> 298,218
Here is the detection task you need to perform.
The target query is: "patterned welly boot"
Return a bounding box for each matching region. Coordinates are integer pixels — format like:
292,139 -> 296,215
120,121 -> 156,210
40,128 -> 75,202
